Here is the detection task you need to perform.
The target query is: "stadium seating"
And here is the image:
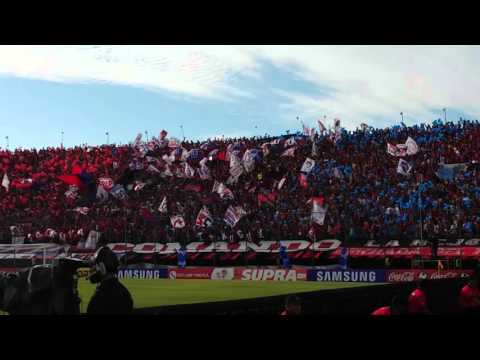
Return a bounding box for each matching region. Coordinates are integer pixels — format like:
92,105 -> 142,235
1,119 -> 479,248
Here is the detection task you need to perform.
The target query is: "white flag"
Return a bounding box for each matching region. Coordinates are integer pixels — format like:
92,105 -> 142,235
74,207 -> 89,215
284,137 -> 297,147
281,147 -> 296,157
183,162 -> 196,178
212,181 -> 221,193
405,137 -> 419,155
318,120 -> 326,133
311,198 -> 327,225
96,185 -> 109,202
134,182 -> 146,192
301,158 -> 316,173
397,159 -> 412,176
158,197 -> 168,214
242,149 -> 256,173
218,183 -> 234,200
2,173 -> 9,192
147,164 -> 161,173
170,215 -> 186,229
161,165 -> 174,177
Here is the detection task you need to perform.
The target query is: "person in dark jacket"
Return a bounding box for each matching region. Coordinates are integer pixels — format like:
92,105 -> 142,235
87,246 -> 133,314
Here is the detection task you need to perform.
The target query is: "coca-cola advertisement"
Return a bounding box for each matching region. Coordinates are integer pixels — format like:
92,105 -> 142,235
386,269 -> 474,283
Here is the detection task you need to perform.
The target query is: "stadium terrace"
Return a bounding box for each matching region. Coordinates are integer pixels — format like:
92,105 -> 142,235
1,119 -> 480,268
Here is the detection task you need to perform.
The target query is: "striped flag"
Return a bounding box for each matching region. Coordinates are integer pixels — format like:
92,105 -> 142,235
224,206 -> 246,228
196,206 -> 213,227
170,215 -> 186,229
158,197 -> 168,214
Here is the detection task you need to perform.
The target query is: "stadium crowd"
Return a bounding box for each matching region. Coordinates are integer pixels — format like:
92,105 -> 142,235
1,118 -> 480,247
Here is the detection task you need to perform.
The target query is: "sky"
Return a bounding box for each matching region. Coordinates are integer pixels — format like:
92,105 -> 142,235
0,45 -> 478,150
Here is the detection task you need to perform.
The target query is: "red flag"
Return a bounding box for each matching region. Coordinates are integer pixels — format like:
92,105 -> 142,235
299,174 -> 308,189
217,151 -> 226,161
58,175 -> 82,187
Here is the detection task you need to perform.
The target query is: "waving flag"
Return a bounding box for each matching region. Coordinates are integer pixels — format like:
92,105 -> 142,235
318,120 -> 326,133
183,162 -> 196,178
65,185 -> 79,200
186,149 -> 201,162
387,143 -> 398,157
161,166 -> 174,177
133,133 -> 143,147
58,175 -> 83,187
158,197 -> 168,214
168,138 -> 181,148
405,137 -> 419,155
397,159 -> 412,176
281,147 -> 296,157
212,181 -> 221,193
198,165 -> 211,180
299,173 -> 308,189
134,182 -> 146,192
74,207 -> 89,215
284,137 -> 297,147
301,158 -> 316,173
208,149 -> 219,161
170,215 -> 186,229
311,197 -> 327,225
242,149 -> 256,173
303,124 -> 311,137
110,184 -> 128,200
224,206 -> 246,227
99,177 -> 114,191
96,185 -> 109,202
147,164 -> 161,173
2,173 -> 9,192
217,183 -> 234,200
196,207 -> 213,227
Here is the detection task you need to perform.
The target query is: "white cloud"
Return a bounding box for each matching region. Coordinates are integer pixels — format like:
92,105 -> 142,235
1,45 -> 480,130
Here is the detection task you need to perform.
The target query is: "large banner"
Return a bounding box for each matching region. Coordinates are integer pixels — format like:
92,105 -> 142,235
307,269 -> 386,283
386,269 -> 473,283
167,267 -> 308,281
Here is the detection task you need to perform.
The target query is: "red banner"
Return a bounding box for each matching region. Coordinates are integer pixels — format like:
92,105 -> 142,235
386,269 -> 473,283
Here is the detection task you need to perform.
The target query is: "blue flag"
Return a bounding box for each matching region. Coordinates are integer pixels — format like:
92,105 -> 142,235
339,247 -> 349,270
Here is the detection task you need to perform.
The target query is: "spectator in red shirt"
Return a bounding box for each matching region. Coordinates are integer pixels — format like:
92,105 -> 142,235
280,295 -> 302,316
459,276 -> 480,313
408,280 -> 431,315
371,295 -> 407,316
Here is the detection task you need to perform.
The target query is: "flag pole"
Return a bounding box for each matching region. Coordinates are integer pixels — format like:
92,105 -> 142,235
180,125 -> 185,142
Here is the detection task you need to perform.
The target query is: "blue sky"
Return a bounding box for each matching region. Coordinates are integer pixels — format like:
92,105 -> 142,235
0,45 -> 478,149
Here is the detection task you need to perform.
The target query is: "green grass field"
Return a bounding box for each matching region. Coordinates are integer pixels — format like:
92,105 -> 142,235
78,279 -> 381,313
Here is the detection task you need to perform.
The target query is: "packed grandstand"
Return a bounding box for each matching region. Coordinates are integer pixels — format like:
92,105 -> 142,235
1,118 -> 480,267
